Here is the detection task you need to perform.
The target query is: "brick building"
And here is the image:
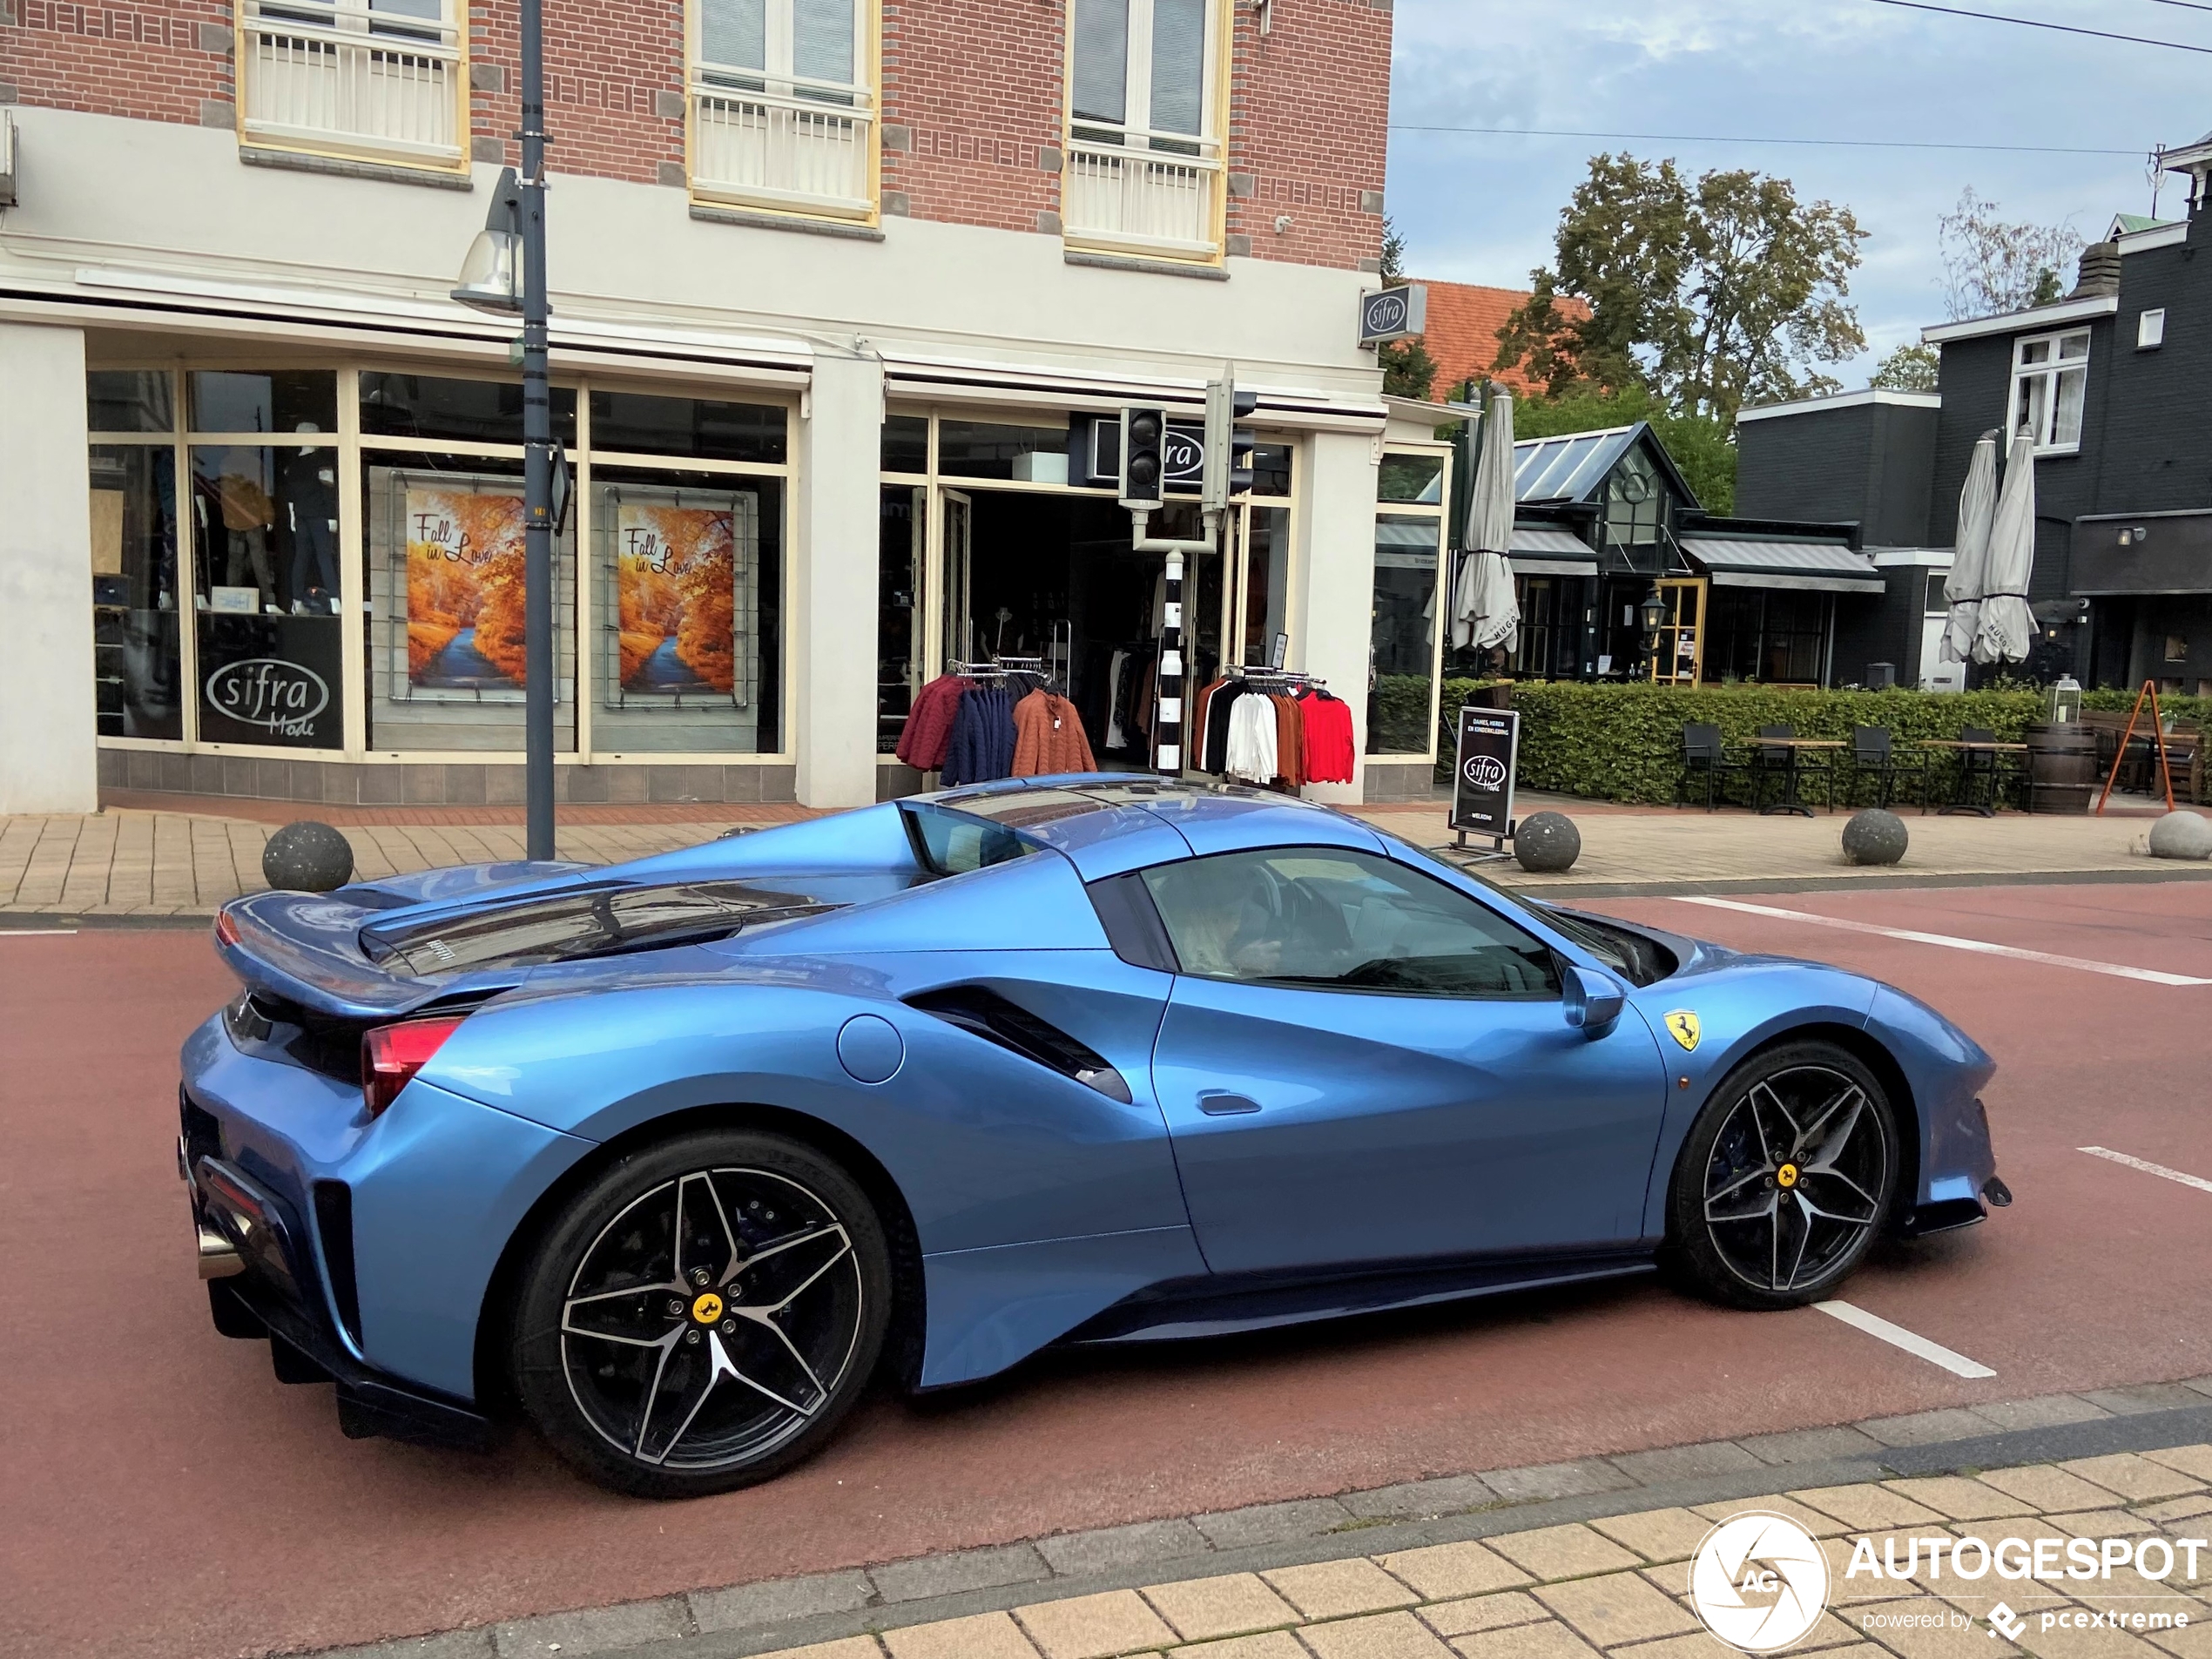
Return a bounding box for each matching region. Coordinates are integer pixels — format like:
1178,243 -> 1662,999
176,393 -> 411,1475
0,0 -> 1466,813
1407,279 -> 1585,401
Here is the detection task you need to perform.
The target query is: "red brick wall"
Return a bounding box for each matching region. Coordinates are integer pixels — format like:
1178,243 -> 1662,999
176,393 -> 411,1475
467,0 -> 685,183
5,0 -> 234,127
1224,0 -> 1391,271
879,0 -> 1064,233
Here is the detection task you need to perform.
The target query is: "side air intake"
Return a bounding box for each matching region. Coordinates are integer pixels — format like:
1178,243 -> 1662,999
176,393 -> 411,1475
902,986 -> 1135,1104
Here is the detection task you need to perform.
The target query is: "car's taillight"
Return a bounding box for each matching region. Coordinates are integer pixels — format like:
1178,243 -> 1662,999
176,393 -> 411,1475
213,911 -> 241,948
361,1015 -> 466,1117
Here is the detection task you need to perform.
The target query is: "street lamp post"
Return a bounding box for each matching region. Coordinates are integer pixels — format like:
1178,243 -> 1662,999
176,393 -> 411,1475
451,0 -> 555,860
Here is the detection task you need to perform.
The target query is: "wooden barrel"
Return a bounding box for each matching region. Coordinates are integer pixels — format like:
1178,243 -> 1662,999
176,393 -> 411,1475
2025,721 -> 2099,813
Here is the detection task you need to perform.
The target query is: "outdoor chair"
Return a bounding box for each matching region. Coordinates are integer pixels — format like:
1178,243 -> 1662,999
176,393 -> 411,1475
1749,723 -> 1825,816
1676,723 -> 1743,811
1943,724 -> 2014,815
1837,725 -> 1926,812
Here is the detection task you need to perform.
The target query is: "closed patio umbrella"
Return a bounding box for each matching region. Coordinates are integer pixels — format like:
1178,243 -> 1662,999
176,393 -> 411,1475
1939,431 -> 1998,664
1453,386 -> 1521,653
1974,426 -> 2038,664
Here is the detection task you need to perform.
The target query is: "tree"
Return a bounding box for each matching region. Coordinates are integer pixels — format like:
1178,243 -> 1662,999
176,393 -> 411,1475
1494,154 -> 1867,425
1937,188 -> 2083,320
1869,341 -> 1939,392
1375,215 -> 1440,400
1511,384 -> 1738,515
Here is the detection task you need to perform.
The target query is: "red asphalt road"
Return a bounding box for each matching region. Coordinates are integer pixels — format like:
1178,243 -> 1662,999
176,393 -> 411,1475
4,880 -> 2211,1659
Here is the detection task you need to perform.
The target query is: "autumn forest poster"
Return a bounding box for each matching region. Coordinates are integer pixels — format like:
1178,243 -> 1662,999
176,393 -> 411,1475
404,486 -> 529,691
615,503 -> 737,698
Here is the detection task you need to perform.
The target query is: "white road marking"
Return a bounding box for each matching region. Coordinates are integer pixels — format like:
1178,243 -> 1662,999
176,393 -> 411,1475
2079,1145 -> 2212,1196
1815,1298 -> 1997,1379
1670,896 -> 2212,987
0,928 -> 78,936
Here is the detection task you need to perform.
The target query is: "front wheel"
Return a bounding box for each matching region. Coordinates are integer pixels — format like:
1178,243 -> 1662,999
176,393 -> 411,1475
512,1129 -> 891,1498
1664,1042 -> 1901,1310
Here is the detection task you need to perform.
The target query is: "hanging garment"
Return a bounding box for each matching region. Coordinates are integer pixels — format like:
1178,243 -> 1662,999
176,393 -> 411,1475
1204,680 -> 1246,773
1224,692 -> 1278,784
1298,691 -> 1357,785
941,685 -> 1018,786
1104,651 -> 1130,751
1150,569 -> 1168,635
1269,693 -> 1305,789
896,674 -> 968,771
1011,688 -> 1098,776
1190,677 -> 1229,771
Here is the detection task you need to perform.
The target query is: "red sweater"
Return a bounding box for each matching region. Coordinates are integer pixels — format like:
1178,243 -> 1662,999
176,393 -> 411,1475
1299,694 -> 1356,784
896,675 -> 967,771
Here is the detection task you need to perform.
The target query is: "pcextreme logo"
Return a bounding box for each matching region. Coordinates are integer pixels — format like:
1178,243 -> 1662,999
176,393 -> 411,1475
1691,1512 -> 1831,1652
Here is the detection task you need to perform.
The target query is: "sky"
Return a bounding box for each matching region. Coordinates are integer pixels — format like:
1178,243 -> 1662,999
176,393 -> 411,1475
1384,0 -> 2210,388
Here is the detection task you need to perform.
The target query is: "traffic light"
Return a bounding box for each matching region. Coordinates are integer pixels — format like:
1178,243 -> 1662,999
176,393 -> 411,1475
1119,405 -> 1166,511
1230,388 -> 1259,499
1202,383 -> 1261,509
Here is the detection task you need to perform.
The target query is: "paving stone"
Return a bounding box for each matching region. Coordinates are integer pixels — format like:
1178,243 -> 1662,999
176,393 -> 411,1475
882,1610 -> 1042,1659
1738,1426 -> 1888,1466
1035,1519 -> 1212,1578
1264,1559 -> 1420,1620
2060,1455 -> 2209,1503
1622,1616 -> 1866,1659
872,1542 -> 1053,1605
753,1641 -> 886,1659
2135,1494 -> 2212,1523
1343,1475 -> 1500,1521
1485,1525 -> 1644,1583
1609,1440 -> 1767,1485
1300,1608 -> 1457,1659
1378,1542 -> 1537,1601
2143,1446 -> 2212,1483
2148,1629 -> 2212,1659
1857,1409 -> 2005,1447
1012,1589 -> 1178,1659
1790,1483 -> 1947,1530
1141,1573 -> 1301,1642
2079,1386 -> 2212,1418
1420,1593 -> 1552,1640
1979,1467 -> 2134,1514
1166,1635 -> 1305,1659
1689,1494 -> 1856,1537
491,1596 -> 691,1656
1481,1461 -> 1638,1504
2005,1413 -> 2126,1466
2185,1380 -> 2212,1400
2015,1619 -> 2170,1659
691,1570 -> 875,1633
2046,1509 -> 2159,1537
1447,1617 -> 1603,1659
333,1632 -> 496,1659
1190,1498 -> 1353,1551
1588,1507 -> 1716,1564
1883,1477 -> 2039,1521
1535,1571 -> 1702,1646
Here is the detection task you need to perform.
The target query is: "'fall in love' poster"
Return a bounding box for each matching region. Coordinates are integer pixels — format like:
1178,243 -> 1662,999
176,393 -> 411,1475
405,487 -> 529,691
616,504 -> 736,696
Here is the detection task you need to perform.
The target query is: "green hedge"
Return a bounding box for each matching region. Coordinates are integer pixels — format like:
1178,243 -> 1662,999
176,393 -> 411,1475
1369,674 -> 1438,755
2080,688 -> 2212,727
1433,681 -> 2053,805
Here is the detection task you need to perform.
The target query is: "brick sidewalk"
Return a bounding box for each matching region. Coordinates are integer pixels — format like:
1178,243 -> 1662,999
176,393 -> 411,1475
1,799 -> 2205,920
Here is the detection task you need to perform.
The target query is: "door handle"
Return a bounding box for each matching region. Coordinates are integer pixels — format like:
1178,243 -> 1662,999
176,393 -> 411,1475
1197,1091 -> 1262,1116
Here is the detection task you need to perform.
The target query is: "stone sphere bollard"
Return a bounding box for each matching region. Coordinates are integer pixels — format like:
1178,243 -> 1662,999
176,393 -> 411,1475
1841,807 -> 1909,867
261,820 -> 355,893
2148,810 -> 2212,861
1514,811 -> 1581,873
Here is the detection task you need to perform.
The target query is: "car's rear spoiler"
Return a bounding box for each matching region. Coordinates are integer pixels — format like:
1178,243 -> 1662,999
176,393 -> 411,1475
215,891 -> 479,1022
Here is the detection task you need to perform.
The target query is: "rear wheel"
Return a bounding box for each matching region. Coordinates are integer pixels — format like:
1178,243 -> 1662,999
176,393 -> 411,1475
1665,1042 -> 1900,1310
512,1128 -> 890,1498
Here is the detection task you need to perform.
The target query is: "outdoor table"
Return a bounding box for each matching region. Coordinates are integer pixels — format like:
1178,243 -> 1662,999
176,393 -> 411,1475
1921,739 -> 2029,817
1753,738 -> 1844,818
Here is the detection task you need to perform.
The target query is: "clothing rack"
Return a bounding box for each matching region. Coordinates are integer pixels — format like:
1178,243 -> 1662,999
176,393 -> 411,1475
1223,665 -> 1327,690
948,656 -> 1042,678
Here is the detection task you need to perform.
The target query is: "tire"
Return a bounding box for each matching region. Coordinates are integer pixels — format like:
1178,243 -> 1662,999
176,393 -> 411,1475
512,1128 -> 892,1499
1663,1041 -> 1902,1311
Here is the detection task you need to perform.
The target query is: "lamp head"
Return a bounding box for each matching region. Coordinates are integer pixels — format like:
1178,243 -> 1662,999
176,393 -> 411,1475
452,167 -> 524,315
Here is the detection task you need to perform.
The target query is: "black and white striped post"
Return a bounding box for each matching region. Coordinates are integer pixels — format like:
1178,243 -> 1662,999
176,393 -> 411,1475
1155,550 -> 1184,777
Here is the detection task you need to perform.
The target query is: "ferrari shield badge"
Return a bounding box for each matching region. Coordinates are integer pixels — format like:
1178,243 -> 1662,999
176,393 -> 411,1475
1664,1010 -> 1701,1051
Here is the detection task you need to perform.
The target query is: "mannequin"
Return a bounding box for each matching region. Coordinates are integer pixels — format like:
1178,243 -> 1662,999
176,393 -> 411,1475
218,448 -> 276,608
286,422 -> 341,613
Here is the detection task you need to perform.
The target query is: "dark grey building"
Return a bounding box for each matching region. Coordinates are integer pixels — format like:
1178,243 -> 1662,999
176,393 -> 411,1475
1732,129 -> 2212,693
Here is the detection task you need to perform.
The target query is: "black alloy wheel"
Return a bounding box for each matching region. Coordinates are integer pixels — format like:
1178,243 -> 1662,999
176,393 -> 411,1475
513,1129 -> 891,1498
1665,1042 -> 1900,1310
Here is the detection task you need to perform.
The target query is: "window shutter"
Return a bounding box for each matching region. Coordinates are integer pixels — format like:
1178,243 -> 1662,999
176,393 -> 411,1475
701,0 -> 766,70
1147,0 -> 1205,136
1072,0 -> 1130,126
792,0 -> 855,87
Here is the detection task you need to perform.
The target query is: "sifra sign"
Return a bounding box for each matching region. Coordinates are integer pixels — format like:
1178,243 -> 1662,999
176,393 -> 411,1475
1449,705 -> 1520,838
199,617 -> 344,747
1359,284 -> 1427,347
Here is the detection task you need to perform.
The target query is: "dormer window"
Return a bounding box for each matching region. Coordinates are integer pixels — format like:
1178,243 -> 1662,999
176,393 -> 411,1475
2010,328 -> 2089,454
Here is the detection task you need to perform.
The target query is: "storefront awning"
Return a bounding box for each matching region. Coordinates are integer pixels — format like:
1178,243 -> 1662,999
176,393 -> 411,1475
1680,537 -> 1884,594
1508,526 -> 1597,577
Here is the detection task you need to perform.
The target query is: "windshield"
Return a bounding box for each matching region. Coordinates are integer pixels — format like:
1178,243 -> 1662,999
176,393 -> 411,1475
359,880 -> 833,974
1539,907 -> 1678,988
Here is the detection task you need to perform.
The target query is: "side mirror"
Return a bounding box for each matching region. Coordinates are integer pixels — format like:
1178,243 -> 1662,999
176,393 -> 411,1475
1561,964 -> 1626,1036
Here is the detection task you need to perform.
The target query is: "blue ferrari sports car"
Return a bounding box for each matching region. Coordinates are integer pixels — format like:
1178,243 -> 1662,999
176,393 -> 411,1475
180,779 -> 2006,1497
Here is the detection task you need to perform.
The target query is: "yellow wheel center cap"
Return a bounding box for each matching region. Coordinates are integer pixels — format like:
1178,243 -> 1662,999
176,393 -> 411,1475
691,1291 -> 725,1325
1777,1163 -> 1800,1190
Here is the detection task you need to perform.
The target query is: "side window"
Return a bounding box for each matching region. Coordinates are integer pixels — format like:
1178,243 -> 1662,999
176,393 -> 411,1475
1139,847 -> 1560,999
901,804 -> 1035,876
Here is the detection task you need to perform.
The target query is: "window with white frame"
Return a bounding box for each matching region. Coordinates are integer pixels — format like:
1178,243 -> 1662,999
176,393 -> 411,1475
2010,327 -> 2090,453
1065,0 -> 1224,260
691,0 -> 875,219
236,0 -> 465,169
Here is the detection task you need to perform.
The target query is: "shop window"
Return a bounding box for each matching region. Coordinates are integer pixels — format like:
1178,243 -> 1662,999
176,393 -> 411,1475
235,0 -> 467,173
589,390 -> 786,465
592,469 -> 783,755
689,0 -> 876,221
1240,505 -> 1288,668
1064,0 -> 1225,260
880,413 -> 929,475
90,446 -> 185,740
878,485 -> 923,752
1706,588 -> 1831,685
191,370 -> 339,436
1378,453 -> 1444,504
937,419 -> 1073,481
189,443 -> 346,748
360,373 -> 578,446
88,371 -> 175,434
1925,571 -> 1950,617
2011,328 -> 2089,454
1250,442 -> 1291,498
1367,513 -> 1443,755
363,453 -> 578,753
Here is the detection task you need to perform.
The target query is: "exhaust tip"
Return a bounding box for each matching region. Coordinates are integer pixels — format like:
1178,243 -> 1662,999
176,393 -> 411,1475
1982,1175 -> 2013,1209
197,1221 -> 245,1279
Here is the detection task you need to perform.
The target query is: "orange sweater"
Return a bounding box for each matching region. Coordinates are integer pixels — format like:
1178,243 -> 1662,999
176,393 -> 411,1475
1011,688 -> 1097,776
